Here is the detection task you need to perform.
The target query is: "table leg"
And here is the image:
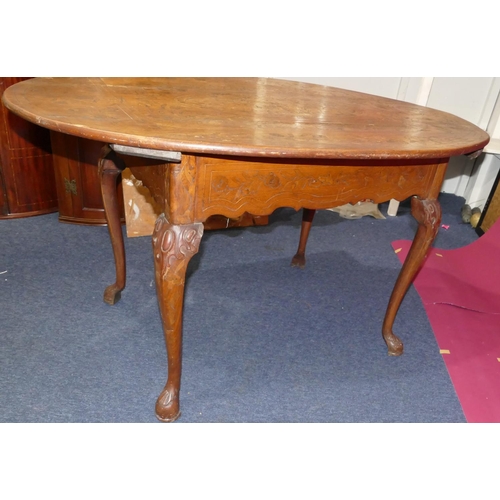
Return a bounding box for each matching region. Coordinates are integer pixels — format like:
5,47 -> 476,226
152,214 -> 204,422
382,196 -> 441,355
98,146 -> 126,305
291,208 -> 316,268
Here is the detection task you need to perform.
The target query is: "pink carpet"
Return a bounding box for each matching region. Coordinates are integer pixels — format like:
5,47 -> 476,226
392,219 -> 500,423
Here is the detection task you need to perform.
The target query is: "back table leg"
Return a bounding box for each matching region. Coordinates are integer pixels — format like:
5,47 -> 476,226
291,208 -> 316,268
98,146 -> 126,305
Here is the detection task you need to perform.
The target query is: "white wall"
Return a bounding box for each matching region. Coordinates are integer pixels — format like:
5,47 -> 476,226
425,78 -> 500,206
277,77 -> 403,99
278,77 -> 500,209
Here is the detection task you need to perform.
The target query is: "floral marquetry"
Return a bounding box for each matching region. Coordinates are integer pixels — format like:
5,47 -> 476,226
196,157 -> 441,220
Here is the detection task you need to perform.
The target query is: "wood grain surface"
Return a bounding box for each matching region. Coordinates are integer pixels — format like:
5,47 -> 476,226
2,77 -> 489,160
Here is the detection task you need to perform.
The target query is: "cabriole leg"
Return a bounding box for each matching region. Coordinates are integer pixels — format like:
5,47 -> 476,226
98,146 -> 126,305
291,208 -> 316,268
152,214 -> 204,422
382,197 -> 441,356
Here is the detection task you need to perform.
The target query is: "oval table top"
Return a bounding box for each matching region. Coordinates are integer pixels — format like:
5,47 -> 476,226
2,77 -> 490,160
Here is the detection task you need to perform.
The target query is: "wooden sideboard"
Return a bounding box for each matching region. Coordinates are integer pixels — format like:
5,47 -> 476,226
0,78 -> 57,218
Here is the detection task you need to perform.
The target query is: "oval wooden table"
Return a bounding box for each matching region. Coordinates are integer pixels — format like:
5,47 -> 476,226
3,78 -> 490,422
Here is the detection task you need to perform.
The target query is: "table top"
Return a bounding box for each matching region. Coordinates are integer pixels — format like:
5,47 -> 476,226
2,77 -> 489,160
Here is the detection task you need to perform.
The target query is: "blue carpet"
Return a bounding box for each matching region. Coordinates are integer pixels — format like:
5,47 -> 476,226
0,194 -> 478,422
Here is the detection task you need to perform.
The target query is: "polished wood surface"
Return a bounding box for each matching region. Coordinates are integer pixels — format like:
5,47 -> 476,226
3,77 -> 489,160
0,78 -> 57,218
2,77 -> 490,422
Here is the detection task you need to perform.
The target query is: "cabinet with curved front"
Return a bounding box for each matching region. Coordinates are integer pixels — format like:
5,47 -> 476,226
0,77 -> 57,219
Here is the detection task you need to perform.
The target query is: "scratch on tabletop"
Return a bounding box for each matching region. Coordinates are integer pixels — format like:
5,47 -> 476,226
117,106 -> 135,122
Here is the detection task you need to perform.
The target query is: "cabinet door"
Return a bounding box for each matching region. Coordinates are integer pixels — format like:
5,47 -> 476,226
50,132 -> 125,225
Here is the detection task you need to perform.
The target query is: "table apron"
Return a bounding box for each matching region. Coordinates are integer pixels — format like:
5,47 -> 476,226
191,157 -> 446,221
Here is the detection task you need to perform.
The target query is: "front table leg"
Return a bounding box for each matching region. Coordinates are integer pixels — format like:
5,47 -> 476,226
152,214 -> 204,422
382,196 -> 441,355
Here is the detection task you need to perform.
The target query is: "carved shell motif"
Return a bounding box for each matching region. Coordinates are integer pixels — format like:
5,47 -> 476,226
152,215 -> 203,279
